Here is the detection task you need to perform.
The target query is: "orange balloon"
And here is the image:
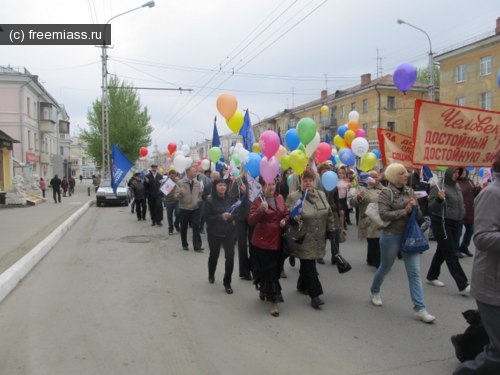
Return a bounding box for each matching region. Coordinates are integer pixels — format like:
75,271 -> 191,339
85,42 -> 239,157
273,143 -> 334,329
348,119 -> 360,132
216,93 -> 238,120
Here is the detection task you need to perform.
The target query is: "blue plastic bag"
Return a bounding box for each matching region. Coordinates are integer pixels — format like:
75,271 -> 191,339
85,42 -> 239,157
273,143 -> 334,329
401,206 -> 430,253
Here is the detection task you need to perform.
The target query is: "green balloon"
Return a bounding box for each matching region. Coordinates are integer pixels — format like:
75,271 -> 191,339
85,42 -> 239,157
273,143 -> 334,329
209,147 -> 222,163
297,117 -> 317,145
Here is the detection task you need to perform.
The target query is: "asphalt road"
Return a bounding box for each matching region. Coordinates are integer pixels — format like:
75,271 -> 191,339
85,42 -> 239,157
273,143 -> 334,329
0,205 -> 477,375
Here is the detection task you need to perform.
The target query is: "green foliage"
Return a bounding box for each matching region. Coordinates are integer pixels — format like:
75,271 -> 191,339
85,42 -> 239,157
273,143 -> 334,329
81,76 -> 153,165
417,66 -> 440,87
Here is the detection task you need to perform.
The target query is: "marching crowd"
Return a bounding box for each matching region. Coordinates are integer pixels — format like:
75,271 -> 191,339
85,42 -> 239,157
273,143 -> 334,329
127,149 -> 500,374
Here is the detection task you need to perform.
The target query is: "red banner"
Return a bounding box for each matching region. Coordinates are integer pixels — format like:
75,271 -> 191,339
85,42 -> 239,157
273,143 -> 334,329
413,100 -> 500,167
377,128 -> 415,168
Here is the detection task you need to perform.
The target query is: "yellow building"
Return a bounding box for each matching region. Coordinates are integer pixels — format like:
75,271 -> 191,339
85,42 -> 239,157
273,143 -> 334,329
434,17 -> 500,111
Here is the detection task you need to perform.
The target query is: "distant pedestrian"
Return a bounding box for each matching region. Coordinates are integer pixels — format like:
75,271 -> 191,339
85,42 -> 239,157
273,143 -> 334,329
61,177 -> 69,197
50,174 -> 62,203
39,177 -> 46,198
129,173 -> 147,221
68,176 -> 76,196
144,164 -> 164,226
79,174 -> 83,183
92,174 -> 101,193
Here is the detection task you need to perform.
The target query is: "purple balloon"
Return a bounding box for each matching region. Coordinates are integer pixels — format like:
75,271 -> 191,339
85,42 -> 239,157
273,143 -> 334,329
393,63 -> 417,93
498,68 -> 500,89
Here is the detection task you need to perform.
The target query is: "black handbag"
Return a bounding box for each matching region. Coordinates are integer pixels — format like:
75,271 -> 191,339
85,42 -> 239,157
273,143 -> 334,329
333,254 -> 352,274
282,224 -> 297,255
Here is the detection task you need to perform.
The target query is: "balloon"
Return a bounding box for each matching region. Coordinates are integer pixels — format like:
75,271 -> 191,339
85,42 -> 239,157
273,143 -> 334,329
355,129 -> 366,138
348,119 -> 360,132
216,92 -> 237,120
139,147 -> 148,157
185,156 -> 193,168
339,148 -> 355,166
285,128 -> 300,151
260,156 -> 280,184
465,166 -> 475,172
173,154 -> 187,173
167,142 -> 177,155
275,145 -> 287,160
338,124 -> 348,138
252,142 -> 260,153
334,135 -> 347,149
478,168 -> 485,177
348,110 -> 360,121
334,155 -> 341,165
181,144 -> 190,156
331,148 -> 338,157
344,130 -> 355,145
238,149 -> 250,165
320,105 -> 329,116
259,130 -> 280,158
226,110 -> 244,133
437,166 -> 447,172
232,153 -> 241,166
243,152 -> 261,178
201,159 -> 210,171
359,152 -> 378,172
350,137 -> 369,157
371,149 -> 381,159
280,154 -> 290,170
296,117 -> 317,145
321,171 -> 338,192
315,142 -> 332,163
305,132 -> 321,157
498,68 -> 500,89
233,168 -> 240,178
289,149 -> 308,175
393,63 -> 417,93
208,147 -> 222,163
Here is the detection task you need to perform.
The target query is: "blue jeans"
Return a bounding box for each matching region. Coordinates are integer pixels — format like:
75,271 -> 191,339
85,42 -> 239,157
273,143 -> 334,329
371,230 -> 427,312
459,223 -> 474,253
165,201 -> 180,233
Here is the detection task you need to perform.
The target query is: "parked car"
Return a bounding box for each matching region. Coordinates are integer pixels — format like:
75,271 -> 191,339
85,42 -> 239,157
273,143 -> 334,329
96,179 -> 130,207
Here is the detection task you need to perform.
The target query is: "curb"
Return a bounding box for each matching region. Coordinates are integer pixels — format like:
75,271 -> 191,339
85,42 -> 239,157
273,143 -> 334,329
0,200 -> 93,304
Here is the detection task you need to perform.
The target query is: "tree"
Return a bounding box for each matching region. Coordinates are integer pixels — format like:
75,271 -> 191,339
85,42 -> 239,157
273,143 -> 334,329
81,76 -> 153,166
417,66 -> 440,87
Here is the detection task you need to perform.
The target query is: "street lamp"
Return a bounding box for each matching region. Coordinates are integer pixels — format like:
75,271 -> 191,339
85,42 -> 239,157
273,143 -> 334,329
101,1 -> 155,178
397,19 -> 435,101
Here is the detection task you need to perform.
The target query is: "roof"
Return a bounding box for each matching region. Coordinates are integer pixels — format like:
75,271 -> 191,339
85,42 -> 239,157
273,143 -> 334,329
0,130 -> 20,143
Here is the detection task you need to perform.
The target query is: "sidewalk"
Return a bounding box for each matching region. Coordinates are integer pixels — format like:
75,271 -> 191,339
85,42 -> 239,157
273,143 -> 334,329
0,179 -> 95,275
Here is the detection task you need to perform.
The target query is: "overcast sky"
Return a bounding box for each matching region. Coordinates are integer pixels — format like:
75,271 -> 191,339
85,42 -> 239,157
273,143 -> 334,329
2,0 -> 498,155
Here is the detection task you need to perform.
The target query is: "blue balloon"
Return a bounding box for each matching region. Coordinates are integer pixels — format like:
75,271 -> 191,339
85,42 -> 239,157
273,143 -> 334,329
321,171 -> 338,192
285,128 -> 300,151
465,167 -> 475,172
338,124 -> 348,138
371,149 -> 381,159
478,168 -> 485,178
339,148 -> 355,166
334,155 -> 340,164
244,152 -> 261,178
498,68 -> 500,89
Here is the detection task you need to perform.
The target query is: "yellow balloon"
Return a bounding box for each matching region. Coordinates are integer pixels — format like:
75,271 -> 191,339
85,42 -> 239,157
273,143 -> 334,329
360,152 -> 378,172
252,142 -> 260,153
344,130 -> 355,145
334,135 -> 346,149
321,105 -> 329,116
280,154 -> 290,170
289,150 -> 308,175
226,110 -> 244,134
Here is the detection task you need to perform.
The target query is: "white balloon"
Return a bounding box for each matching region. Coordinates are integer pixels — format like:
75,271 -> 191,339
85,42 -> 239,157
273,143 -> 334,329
201,159 -> 210,171
238,149 -> 250,164
351,137 -> 369,157
331,148 -> 338,157
348,110 -> 360,121
305,132 -> 321,157
234,142 -> 244,152
229,146 -> 235,155
181,144 -> 190,156
173,154 -> 187,173
184,157 -> 193,169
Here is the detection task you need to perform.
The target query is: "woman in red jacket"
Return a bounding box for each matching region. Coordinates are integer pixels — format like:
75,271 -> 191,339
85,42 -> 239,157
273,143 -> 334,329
248,178 -> 289,317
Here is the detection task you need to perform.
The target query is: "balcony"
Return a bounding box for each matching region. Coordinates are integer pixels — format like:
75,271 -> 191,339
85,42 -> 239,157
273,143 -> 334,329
39,103 -> 57,134
40,152 -> 51,164
39,120 -> 56,133
59,120 -> 70,134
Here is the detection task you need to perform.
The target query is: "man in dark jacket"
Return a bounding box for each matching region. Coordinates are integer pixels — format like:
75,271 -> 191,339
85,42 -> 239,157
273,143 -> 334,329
129,173 -> 147,221
49,174 -> 62,203
144,164 -> 164,226
456,168 -> 481,257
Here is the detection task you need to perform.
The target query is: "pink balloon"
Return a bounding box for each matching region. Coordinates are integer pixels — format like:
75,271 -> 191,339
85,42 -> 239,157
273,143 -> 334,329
314,142 -> 332,163
259,130 -> 280,159
259,156 -> 280,184
355,129 -> 366,138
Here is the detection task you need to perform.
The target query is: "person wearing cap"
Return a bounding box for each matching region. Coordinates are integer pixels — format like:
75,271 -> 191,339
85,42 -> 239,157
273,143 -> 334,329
50,174 -> 62,203
144,164 -> 164,226
454,149 -> 500,374
129,173 -> 147,221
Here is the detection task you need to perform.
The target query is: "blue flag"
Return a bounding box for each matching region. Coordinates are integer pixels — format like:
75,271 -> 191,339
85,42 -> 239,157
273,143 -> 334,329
325,133 -> 331,145
111,144 -> 134,194
290,190 -> 307,219
212,119 -> 221,148
239,109 -> 256,151
421,166 -> 433,182
226,194 -> 246,213
356,167 -> 374,187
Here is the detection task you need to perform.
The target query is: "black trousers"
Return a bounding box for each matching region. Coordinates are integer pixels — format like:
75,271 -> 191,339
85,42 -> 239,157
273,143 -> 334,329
427,216 -> 469,291
52,188 -> 61,203
254,247 -> 284,303
135,199 -> 147,220
180,208 -> 202,249
147,195 -> 164,224
297,259 -> 323,298
208,233 -> 236,286
366,238 -> 381,267
236,219 -> 253,278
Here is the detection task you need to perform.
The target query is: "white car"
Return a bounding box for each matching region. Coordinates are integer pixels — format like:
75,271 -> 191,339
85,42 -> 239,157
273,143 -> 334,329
96,179 -> 130,207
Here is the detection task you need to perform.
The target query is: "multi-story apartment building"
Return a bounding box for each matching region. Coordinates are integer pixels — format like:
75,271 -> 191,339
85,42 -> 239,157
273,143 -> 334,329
0,66 -> 71,192
434,17 -> 500,111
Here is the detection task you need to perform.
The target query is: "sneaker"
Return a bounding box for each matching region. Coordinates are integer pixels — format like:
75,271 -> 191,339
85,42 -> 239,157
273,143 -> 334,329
459,285 -> 471,297
414,309 -> 436,323
426,279 -> 445,287
370,293 -> 383,306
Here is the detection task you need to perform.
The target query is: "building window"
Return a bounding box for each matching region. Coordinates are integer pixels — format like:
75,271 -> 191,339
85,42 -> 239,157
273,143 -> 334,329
331,106 -> 337,120
33,101 -> 37,120
387,121 -> 395,131
350,102 -> 356,111
480,56 -> 491,76
480,92 -> 492,110
340,105 -> 346,119
28,130 -> 32,150
456,97 -> 466,106
27,97 -> 31,116
362,123 -> 368,131
387,96 -> 395,110
362,99 -> 368,113
456,64 -> 466,83
34,132 -> 38,151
